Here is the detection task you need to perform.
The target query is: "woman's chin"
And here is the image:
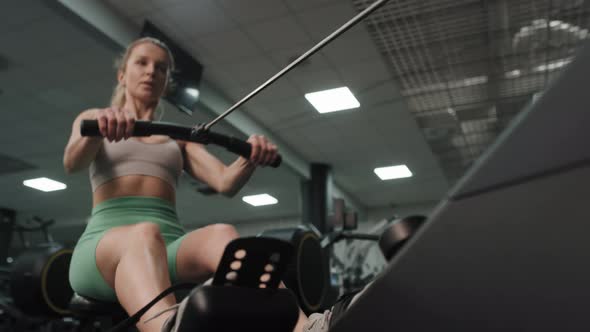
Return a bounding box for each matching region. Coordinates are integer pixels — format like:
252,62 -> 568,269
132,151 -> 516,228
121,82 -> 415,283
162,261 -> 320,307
133,92 -> 162,105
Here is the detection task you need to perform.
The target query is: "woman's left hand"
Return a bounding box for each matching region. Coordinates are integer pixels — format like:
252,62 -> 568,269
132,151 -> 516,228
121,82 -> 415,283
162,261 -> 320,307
247,135 -> 278,167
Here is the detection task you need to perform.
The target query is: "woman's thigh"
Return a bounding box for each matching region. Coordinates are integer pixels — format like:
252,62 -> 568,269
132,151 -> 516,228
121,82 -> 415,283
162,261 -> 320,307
69,223 -> 139,302
95,223 -> 163,287
172,223 -> 239,283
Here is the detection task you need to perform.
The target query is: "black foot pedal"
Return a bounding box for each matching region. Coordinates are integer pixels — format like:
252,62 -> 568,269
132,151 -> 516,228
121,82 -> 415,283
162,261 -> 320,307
212,237 -> 294,290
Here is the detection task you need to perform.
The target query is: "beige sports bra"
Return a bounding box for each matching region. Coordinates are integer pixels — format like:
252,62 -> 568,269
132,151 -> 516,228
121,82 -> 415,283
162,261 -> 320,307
89,138 -> 183,192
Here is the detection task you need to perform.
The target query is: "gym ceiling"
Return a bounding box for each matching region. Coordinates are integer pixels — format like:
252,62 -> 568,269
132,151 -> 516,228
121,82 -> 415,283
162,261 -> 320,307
0,0 -> 585,233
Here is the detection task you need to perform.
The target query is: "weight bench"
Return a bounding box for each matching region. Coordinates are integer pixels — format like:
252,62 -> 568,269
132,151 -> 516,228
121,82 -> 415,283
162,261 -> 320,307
69,293 -> 129,331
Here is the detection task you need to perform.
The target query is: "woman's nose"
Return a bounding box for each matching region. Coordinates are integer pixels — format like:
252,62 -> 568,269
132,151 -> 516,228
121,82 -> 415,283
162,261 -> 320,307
145,63 -> 155,76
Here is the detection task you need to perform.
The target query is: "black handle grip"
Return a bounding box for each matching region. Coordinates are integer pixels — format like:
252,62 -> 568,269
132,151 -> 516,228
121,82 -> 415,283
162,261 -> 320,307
80,119 -> 152,137
80,119 -> 100,136
80,120 -> 282,168
206,132 -> 282,168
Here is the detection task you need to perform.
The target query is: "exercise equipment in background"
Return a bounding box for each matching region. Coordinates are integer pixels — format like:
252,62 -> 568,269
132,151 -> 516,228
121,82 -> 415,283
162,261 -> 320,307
260,202 -> 426,314
10,216 -> 74,317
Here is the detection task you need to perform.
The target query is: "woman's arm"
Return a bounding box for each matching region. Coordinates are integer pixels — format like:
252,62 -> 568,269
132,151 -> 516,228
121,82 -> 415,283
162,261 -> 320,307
63,109 -> 103,174
63,107 -> 137,174
182,134 -> 278,197
183,142 -> 256,197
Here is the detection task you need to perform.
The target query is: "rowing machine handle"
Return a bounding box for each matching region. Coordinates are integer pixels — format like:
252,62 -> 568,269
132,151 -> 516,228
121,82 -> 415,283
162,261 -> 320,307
80,120 -> 281,168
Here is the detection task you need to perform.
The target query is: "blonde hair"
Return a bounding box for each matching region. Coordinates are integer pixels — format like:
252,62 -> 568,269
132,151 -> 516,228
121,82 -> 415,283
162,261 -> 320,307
110,37 -> 175,119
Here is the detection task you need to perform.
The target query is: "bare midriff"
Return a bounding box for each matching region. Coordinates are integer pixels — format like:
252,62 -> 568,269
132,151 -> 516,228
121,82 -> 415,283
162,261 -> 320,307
92,175 -> 176,207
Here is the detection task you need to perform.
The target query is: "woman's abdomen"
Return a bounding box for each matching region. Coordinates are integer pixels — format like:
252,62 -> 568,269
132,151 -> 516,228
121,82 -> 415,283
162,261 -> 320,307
92,175 -> 176,207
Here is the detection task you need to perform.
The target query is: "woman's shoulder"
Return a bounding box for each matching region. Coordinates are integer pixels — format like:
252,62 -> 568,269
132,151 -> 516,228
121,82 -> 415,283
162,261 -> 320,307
77,108 -> 101,120
175,140 -> 206,151
175,139 -> 187,150
70,108 -> 101,128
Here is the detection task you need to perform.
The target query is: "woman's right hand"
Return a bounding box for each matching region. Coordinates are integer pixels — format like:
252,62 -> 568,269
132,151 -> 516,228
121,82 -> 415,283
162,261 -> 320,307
95,107 -> 136,142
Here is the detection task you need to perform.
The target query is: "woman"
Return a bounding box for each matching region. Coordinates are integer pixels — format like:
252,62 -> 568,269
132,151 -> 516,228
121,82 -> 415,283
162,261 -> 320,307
63,37 -> 302,332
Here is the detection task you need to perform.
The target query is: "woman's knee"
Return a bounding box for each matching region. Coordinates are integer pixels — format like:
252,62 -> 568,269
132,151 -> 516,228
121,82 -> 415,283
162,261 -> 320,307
175,224 -> 238,279
129,222 -> 165,245
205,223 -> 239,241
96,222 -> 165,283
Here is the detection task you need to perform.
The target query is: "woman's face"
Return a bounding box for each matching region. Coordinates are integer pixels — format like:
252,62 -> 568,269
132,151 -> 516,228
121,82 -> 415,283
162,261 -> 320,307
120,42 -> 170,104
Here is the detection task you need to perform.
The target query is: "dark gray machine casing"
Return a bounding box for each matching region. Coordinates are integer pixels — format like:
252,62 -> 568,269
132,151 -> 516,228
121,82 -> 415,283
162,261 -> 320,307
331,41 -> 590,332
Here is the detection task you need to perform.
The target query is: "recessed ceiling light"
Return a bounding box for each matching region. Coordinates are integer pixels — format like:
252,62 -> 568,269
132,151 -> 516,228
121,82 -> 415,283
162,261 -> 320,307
242,194 -> 278,207
505,69 -> 521,78
305,87 -> 360,113
534,57 -> 572,72
374,165 -> 413,180
23,177 -> 67,192
185,87 -> 200,98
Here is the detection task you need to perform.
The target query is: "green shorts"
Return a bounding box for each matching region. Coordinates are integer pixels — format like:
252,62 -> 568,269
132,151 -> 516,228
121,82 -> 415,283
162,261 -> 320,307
69,196 -> 187,302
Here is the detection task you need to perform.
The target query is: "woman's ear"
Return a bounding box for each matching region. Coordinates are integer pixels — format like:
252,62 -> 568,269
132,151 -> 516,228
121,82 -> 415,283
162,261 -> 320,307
117,70 -> 125,86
